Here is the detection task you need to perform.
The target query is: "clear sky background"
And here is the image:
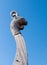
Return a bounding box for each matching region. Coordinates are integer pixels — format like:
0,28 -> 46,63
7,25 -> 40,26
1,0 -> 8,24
0,0 -> 47,65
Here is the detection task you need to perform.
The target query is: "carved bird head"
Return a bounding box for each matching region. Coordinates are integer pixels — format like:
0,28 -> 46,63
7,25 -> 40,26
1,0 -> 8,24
10,11 -> 28,30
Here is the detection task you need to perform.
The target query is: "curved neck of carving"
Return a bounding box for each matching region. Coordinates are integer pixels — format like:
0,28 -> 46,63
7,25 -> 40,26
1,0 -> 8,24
13,34 -> 28,65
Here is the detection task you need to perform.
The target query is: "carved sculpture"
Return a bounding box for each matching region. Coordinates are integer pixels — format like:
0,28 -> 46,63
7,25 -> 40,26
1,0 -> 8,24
10,11 -> 28,65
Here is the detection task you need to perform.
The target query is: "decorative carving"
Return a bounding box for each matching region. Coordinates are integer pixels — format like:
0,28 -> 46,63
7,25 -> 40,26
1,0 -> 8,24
10,11 -> 28,65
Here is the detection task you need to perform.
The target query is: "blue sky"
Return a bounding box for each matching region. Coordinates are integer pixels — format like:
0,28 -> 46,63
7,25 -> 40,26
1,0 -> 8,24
0,0 -> 47,65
